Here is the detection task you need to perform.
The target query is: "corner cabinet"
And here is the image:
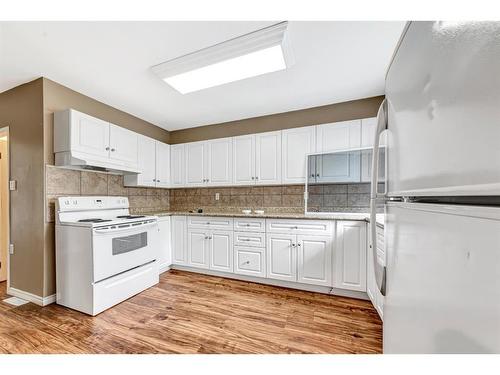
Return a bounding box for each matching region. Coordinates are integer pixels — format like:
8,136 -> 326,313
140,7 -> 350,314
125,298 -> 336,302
170,144 -> 186,187
334,221 -> 367,292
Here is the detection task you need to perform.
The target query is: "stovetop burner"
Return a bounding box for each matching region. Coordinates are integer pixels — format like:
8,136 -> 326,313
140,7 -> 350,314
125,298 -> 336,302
116,215 -> 146,219
78,218 -> 113,223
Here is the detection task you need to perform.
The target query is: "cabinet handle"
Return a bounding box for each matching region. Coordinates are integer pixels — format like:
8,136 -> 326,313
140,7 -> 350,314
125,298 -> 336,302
297,243 -> 301,247
157,180 -> 161,182
255,176 -> 259,180
105,147 -> 110,151
311,174 -> 315,177
251,177 -> 255,180
209,236 -> 213,240
242,261 -> 250,265
316,173 -> 319,177
246,223 -> 251,226
291,243 -> 296,247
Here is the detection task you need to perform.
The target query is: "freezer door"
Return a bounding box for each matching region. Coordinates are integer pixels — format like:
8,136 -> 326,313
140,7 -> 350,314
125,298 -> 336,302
386,21 -> 500,196
384,202 -> 500,353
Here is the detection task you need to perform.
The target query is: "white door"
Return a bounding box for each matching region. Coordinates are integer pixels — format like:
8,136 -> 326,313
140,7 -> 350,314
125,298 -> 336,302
282,126 -> 316,184
185,141 -> 206,186
70,110 -> 110,158
255,131 -> 282,185
171,216 -> 187,265
297,235 -> 333,287
188,229 -> 210,269
207,138 -> 233,186
232,134 -> 255,185
155,141 -> 170,188
108,123 -> 138,165
267,233 -> 297,282
334,221 -> 367,292
170,144 -> 186,187
209,230 -> 233,273
316,120 -> 361,152
157,216 -> 172,272
136,135 -> 156,187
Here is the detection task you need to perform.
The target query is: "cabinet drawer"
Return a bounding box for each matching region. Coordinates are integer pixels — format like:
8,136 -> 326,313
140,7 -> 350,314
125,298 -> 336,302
234,246 -> 266,278
234,218 -> 266,232
187,216 -> 233,230
266,219 -> 333,235
234,231 -> 266,248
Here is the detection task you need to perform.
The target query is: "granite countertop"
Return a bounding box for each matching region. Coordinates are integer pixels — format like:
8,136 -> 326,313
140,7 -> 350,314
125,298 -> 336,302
142,210 -> 385,227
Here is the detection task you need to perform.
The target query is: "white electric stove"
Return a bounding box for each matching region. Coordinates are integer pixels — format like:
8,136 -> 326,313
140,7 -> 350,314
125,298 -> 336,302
55,196 -> 159,315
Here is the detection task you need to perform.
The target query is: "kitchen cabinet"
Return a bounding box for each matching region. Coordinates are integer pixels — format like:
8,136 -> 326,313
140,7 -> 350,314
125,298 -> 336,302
361,117 -> 377,148
282,126 -> 316,184
124,135 -> 170,188
334,221 -> 367,292
108,124 -> 139,165
157,216 -> 172,273
367,225 -> 385,319
206,138 -> 233,186
54,109 -> 139,172
297,235 -> 333,287
171,215 -> 188,265
267,233 -> 297,282
316,120 -> 361,152
361,148 -> 386,183
313,151 -> 361,183
185,141 -> 207,186
188,229 -> 211,269
170,144 -> 186,187
209,230 -> 234,273
234,246 -> 266,278
232,131 -> 281,186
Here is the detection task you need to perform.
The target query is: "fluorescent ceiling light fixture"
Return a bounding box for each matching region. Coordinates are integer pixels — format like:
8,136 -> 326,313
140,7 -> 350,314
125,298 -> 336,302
152,21 -> 293,94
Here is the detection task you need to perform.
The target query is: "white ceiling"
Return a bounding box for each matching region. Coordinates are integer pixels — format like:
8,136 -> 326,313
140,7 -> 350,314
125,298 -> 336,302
0,21 -> 405,130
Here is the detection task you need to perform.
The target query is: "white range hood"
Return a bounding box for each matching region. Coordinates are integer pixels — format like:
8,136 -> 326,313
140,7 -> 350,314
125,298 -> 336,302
54,150 -> 140,174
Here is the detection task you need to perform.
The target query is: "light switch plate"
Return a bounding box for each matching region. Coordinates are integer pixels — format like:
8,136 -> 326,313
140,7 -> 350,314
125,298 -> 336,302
215,193 -> 220,201
9,244 -> 14,254
9,180 -> 16,191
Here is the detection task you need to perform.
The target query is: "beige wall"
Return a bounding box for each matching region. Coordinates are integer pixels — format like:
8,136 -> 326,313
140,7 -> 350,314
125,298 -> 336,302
0,78 -> 45,296
168,95 -> 384,144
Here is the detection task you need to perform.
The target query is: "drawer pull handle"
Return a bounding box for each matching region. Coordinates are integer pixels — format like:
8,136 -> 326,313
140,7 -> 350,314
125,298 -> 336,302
242,261 -> 250,265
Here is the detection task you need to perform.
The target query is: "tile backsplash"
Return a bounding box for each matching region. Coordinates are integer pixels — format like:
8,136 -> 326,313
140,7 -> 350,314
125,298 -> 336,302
45,165 -> 170,222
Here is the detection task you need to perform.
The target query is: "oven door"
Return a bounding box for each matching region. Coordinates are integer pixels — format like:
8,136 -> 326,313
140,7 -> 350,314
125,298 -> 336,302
92,220 -> 158,282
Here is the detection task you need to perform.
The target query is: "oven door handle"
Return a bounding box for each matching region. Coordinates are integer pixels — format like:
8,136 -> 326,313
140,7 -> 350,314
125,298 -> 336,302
93,221 -> 157,234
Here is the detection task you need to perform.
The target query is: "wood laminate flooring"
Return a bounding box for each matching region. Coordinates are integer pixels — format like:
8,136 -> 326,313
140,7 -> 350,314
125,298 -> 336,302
0,270 -> 382,354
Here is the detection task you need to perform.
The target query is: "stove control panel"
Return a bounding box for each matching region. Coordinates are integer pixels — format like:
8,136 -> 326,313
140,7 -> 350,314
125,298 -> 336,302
57,196 -> 129,211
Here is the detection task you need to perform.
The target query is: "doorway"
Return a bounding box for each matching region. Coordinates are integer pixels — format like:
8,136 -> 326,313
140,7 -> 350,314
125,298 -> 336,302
0,127 -> 9,285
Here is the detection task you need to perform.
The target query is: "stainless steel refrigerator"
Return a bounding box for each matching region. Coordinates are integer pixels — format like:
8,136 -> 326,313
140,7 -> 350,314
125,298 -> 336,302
369,21 -> 500,353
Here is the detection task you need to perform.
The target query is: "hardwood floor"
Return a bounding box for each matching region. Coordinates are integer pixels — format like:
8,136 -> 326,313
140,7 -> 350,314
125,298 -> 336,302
0,270 -> 382,354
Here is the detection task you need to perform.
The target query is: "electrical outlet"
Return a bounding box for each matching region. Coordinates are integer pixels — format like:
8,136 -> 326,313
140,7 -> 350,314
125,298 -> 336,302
9,244 -> 14,254
215,192 -> 220,201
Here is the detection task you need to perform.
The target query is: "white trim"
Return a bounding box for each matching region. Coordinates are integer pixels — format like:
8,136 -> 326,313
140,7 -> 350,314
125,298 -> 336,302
0,126 -> 9,290
171,265 -> 369,301
7,286 -> 56,306
158,263 -> 171,274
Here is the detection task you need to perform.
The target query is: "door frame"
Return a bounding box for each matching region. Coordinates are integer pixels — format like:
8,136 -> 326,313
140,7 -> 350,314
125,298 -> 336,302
0,126 -> 10,288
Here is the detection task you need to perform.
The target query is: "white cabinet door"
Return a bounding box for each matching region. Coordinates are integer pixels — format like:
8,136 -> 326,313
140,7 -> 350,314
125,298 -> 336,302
282,126 -> 315,184
69,110 -> 110,158
361,117 -> 377,148
108,123 -> 138,165
185,141 -> 207,186
266,233 -> 297,282
334,221 -> 367,292
207,138 -> 233,186
171,216 -> 188,265
255,131 -> 282,185
366,229 -> 377,304
234,246 -> 266,278
361,148 -> 386,183
209,230 -> 233,273
188,229 -> 210,269
316,151 -> 361,183
316,120 -> 361,152
135,135 -> 157,187
157,216 -> 172,273
232,134 -> 255,185
155,141 -> 171,188
170,144 -> 186,187
297,235 -> 333,287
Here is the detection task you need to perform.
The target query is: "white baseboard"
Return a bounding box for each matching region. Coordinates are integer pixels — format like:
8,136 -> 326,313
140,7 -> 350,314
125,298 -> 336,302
159,263 -> 171,274
170,265 -> 369,301
7,287 -> 56,306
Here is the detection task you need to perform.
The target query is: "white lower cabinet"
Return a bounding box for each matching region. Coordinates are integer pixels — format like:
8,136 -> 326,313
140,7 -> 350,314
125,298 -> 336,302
157,216 -> 172,273
171,215 -> 188,265
234,246 -> 266,278
297,235 -> 333,287
210,230 -> 233,273
267,234 -> 297,282
334,221 -> 367,292
367,225 -> 385,319
188,229 -> 210,269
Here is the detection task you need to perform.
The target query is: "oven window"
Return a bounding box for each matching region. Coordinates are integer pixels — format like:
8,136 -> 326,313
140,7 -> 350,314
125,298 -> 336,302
112,232 -> 148,255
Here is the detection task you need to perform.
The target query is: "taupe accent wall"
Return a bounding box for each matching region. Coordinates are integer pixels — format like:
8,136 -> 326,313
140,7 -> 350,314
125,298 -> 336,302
168,96 -> 384,144
0,78 -> 45,296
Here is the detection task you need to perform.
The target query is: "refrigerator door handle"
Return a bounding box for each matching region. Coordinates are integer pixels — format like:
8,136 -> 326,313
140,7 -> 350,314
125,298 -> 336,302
370,99 -> 388,296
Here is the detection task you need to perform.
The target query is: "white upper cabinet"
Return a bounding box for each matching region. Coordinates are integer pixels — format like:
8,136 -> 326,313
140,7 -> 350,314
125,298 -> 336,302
170,144 -> 186,187
155,141 -> 171,188
124,135 -> 170,188
206,138 -> 233,186
316,119 -> 361,152
255,131 -> 282,185
361,117 -> 377,148
233,135 -> 255,185
108,124 -> 138,165
185,141 -> 207,186
282,126 -> 316,184
334,221 -> 367,292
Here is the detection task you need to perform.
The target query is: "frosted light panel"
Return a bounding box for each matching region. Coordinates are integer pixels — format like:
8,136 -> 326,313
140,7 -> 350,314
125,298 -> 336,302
164,45 -> 286,94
